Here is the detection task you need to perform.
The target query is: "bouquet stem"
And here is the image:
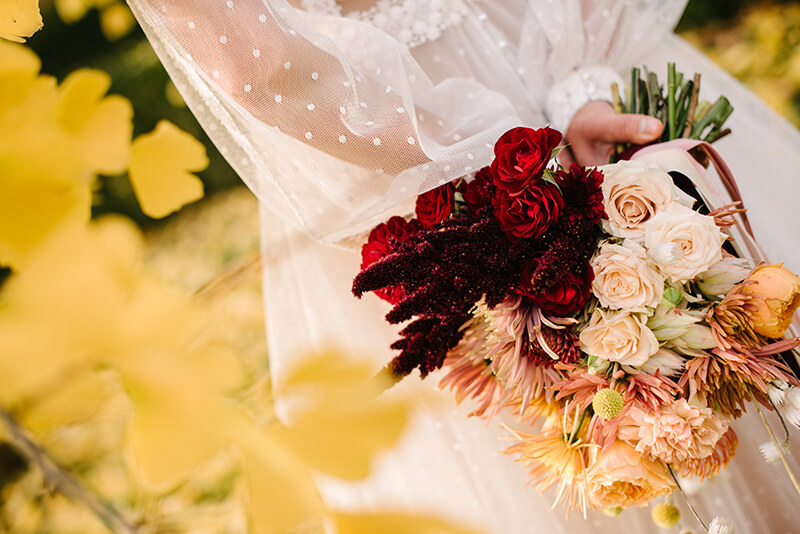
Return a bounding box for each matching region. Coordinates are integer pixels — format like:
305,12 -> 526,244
667,464 -> 709,532
752,390 -> 800,497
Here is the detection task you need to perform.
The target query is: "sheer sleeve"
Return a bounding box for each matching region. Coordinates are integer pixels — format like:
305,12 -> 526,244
516,0 -> 689,132
125,0 -> 689,242
125,0 -> 521,242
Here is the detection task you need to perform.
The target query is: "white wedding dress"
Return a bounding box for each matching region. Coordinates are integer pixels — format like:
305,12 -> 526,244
125,0 -> 800,532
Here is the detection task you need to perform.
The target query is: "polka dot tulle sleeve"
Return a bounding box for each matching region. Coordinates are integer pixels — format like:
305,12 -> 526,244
125,0 -> 686,242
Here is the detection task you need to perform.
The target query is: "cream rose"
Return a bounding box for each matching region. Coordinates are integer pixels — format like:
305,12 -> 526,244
644,204 -> 726,282
579,310 -> 659,367
586,440 -> 676,508
618,399 -> 728,465
598,160 -> 676,239
591,240 -> 664,311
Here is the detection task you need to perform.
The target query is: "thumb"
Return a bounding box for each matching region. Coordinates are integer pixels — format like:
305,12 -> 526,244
597,114 -> 663,144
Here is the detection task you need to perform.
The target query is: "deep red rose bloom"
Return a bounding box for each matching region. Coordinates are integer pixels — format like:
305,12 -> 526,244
492,181 -> 563,239
491,126 -> 562,196
460,167 -> 493,213
521,262 -> 593,316
415,182 -> 455,227
555,163 -> 606,224
360,216 -> 421,304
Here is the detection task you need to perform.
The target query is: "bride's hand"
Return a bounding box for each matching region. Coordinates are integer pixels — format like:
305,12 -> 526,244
562,101 -> 664,166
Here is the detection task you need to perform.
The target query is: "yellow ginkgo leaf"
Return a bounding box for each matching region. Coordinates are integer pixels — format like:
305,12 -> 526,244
0,219 -> 141,403
236,427 -> 325,534
129,120 -> 207,219
57,69 -> 133,176
0,38 -> 39,75
273,353 -> 411,480
332,512 -> 486,534
0,0 -> 43,42
124,353 -> 234,492
19,370 -> 110,437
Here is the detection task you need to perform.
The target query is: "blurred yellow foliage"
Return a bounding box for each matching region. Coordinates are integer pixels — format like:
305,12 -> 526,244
682,3 -> 800,127
0,0 -> 42,42
333,512 -> 488,534
99,2 -> 136,40
0,40 -> 206,268
54,0 -> 137,40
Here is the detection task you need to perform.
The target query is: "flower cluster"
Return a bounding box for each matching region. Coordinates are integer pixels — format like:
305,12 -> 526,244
353,126 -> 800,520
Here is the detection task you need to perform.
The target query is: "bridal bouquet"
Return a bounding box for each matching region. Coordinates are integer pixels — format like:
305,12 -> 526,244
353,111 -> 800,523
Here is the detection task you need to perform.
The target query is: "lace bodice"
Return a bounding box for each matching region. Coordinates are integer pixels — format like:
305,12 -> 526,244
301,0 -> 468,48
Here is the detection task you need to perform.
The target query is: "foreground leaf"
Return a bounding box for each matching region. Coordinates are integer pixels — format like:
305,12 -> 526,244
57,69 -> 133,175
333,511 -> 486,534
129,120 -> 207,218
0,0 -> 43,42
273,353 -> 411,480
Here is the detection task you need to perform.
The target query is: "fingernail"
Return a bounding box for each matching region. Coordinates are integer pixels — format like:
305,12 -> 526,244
640,117 -> 661,136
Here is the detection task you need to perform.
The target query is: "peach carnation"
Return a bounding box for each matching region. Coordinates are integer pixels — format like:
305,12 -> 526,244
618,399 -> 728,464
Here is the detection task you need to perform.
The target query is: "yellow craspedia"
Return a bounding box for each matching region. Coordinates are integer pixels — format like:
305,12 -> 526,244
652,503 -> 681,528
592,388 -> 624,420
603,506 -> 623,517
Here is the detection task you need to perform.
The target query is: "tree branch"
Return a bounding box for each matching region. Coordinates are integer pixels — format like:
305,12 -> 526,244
0,410 -> 139,534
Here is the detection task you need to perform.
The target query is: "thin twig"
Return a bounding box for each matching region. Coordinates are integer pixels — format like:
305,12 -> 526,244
0,410 -> 138,534
751,390 -> 800,497
194,251 -> 262,299
667,464 -> 708,532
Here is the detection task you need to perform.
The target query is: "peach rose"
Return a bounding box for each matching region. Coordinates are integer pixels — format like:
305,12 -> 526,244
598,160 -> 676,239
586,440 -> 676,508
644,204 -> 726,282
618,399 -> 728,464
741,263 -> 800,338
591,240 -> 664,311
579,310 -> 659,367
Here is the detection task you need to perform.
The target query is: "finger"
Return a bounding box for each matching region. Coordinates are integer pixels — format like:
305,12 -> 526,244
592,113 -> 663,145
557,143 -> 574,167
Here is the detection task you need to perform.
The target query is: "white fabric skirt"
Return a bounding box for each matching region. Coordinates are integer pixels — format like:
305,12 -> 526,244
260,36 -> 800,534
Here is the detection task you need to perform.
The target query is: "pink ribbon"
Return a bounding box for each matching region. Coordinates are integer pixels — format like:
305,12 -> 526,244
630,139 -> 754,237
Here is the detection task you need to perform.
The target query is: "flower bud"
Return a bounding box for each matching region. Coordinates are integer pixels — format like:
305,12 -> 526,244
662,287 -> 683,308
709,516 -> 734,534
698,257 -> 750,297
647,304 -> 699,341
680,324 -> 717,350
740,264 -> 800,338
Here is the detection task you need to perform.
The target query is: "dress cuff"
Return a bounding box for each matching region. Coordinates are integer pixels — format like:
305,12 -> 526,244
544,65 -> 624,135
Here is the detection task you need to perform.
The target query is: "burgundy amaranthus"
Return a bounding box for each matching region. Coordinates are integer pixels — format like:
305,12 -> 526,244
352,127 -> 605,381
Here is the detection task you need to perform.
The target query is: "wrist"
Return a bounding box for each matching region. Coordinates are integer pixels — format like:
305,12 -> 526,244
545,65 -> 623,134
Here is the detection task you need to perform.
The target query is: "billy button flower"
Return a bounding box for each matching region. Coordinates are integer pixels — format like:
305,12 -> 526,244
592,388 -> 624,420
651,502 -> 681,529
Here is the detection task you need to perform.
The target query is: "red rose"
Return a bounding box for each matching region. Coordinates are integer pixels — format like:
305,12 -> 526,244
360,216 -> 421,304
491,126 -> 562,196
492,181 -> 563,239
522,263 -> 593,316
415,182 -> 455,227
460,167 -> 493,213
